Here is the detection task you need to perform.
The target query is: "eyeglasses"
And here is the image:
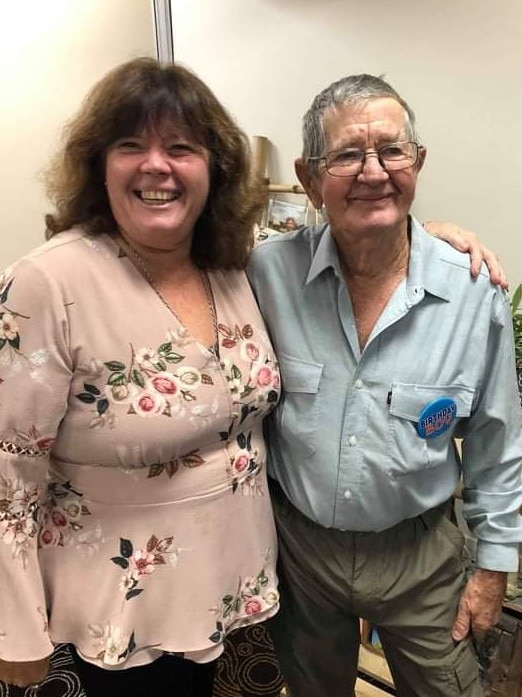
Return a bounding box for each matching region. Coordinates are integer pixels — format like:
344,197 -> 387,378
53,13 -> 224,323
308,141 -> 420,177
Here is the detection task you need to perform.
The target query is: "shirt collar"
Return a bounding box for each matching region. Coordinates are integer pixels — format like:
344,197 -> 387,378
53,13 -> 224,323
408,217 -> 452,303
304,217 -> 452,303
305,225 -> 343,285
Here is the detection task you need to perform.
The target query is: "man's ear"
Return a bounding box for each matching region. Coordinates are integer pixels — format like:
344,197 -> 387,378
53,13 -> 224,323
415,146 -> 427,173
295,158 -> 323,209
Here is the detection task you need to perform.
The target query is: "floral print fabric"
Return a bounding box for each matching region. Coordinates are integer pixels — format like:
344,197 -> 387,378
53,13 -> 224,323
0,229 -> 280,667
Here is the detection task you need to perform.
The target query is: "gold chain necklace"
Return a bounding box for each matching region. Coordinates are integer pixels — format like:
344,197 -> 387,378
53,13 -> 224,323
116,235 -> 220,357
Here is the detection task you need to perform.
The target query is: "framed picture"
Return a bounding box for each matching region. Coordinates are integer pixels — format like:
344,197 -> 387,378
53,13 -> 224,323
360,620 -> 384,656
266,198 -> 308,232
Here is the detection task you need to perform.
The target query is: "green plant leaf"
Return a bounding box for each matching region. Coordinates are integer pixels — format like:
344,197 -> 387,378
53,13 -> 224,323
97,398 -> 109,415
511,284 -> 522,362
110,556 -> 129,569
511,284 -> 522,316
76,392 -> 96,404
0,279 -> 14,304
126,588 -> 143,601
209,630 -> 222,643
120,538 -> 133,558
108,372 -> 127,386
157,342 -> 173,356
105,361 -> 126,372
131,369 -> 145,388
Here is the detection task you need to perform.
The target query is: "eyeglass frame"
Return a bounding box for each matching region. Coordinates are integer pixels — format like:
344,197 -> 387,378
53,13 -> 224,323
307,141 -> 421,177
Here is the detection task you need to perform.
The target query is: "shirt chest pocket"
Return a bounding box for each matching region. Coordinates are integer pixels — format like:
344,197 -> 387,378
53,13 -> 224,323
387,383 -> 475,475
277,354 -> 323,452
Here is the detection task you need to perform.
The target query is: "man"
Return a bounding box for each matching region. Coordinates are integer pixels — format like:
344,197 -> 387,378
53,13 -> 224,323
248,74 -> 522,697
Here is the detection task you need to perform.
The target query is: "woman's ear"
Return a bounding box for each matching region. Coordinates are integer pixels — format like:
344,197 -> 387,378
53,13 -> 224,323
295,158 -> 323,210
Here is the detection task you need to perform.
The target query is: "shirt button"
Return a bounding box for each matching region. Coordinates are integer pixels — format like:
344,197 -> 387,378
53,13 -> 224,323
348,435 -> 357,446
343,489 -> 352,500
387,469 -> 396,480
354,379 -> 364,389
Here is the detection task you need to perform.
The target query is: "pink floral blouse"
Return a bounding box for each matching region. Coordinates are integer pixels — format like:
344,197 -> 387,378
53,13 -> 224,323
0,229 -> 280,668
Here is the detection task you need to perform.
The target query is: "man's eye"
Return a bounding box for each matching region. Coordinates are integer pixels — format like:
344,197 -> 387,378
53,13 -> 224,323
330,150 -> 362,165
380,144 -> 408,159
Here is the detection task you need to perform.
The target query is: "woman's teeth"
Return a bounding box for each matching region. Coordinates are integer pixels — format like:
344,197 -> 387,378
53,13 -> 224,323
138,191 -> 178,203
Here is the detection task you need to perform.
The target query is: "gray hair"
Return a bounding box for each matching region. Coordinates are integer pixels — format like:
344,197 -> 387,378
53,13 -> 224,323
302,74 -> 419,173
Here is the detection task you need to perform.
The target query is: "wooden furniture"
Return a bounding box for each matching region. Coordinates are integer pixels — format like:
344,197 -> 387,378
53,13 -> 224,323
360,602 -> 522,697
481,602 -> 522,697
251,135 -> 306,196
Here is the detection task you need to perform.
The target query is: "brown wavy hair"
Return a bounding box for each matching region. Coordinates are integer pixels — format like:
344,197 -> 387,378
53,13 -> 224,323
44,57 -> 265,269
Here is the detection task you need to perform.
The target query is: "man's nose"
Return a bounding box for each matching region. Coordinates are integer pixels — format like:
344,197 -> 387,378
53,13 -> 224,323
356,152 -> 389,182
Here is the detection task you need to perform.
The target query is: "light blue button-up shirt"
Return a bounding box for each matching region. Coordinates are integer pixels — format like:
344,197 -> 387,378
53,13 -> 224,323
247,217 -> 522,571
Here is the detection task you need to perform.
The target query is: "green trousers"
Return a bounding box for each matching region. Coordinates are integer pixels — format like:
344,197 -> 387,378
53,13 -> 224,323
268,479 -> 483,697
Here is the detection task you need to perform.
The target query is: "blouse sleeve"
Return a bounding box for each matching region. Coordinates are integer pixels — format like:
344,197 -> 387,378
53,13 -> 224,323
0,256 -> 72,660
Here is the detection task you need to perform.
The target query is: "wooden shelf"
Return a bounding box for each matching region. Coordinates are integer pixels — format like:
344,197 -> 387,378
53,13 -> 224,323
358,645 -> 394,691
502,598 -> 522,616
355,676 -> 392,696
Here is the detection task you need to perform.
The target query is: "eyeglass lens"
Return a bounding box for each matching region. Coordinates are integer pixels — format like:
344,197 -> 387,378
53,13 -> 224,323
325,142 -> 417,176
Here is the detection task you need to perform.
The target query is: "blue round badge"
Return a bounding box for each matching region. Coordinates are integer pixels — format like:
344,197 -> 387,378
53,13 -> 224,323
416,397 -> 457,439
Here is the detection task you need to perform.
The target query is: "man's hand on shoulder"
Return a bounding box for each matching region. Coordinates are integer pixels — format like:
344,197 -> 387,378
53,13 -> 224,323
452,568 -> 508,642
423,221 -> 508,289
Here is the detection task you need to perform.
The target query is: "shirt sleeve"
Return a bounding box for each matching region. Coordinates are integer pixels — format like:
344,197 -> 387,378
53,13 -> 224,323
0,257 -> 72,660
460,289 -> 522,572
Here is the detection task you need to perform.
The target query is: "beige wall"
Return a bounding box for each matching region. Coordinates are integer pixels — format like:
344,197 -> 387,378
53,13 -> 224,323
171,0 -> 522,287
0,0 -> 156,267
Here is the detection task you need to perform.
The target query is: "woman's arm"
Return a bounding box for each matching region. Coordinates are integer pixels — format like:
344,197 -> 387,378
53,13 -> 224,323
0,260 -> 72,687
423,221 -> 507,288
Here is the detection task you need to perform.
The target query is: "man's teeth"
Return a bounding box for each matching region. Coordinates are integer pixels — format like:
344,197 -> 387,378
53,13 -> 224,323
139,191 -> 178,202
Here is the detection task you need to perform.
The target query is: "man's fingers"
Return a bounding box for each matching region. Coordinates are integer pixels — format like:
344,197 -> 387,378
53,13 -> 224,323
452,601 -> 471,642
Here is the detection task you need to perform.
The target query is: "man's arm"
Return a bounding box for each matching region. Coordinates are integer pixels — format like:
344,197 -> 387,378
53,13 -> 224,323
452,290 -> 522,641
424,221 -> 507,288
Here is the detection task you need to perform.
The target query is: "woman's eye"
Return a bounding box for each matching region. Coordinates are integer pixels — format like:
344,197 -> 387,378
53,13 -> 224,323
167,143 -> 195,155
115,140 -> 142,151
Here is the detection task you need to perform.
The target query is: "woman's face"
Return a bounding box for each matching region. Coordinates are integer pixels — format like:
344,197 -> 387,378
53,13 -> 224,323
105,125 -> 210,252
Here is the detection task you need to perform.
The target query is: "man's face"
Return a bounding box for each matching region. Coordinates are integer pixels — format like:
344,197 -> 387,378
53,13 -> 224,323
299,98 -> 425,241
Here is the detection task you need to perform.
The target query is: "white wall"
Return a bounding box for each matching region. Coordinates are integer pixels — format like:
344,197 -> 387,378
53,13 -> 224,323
0,0 -> 156,267
171,0 -> 522,286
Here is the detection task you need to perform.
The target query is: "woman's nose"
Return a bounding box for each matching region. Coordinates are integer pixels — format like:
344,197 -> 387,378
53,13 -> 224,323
140,147 -> 171,174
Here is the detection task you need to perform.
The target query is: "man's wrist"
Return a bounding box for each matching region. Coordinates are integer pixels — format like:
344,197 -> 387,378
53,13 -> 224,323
475,568 -> 508,579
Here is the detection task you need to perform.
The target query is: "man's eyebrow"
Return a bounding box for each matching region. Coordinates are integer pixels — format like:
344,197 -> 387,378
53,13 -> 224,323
330,132 -> 406,150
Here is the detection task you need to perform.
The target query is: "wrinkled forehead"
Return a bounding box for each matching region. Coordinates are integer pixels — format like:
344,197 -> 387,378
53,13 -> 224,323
322,97 -> 411,146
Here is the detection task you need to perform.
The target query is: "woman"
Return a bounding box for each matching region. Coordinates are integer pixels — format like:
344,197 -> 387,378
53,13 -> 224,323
0,57 -> 504,697
0,58 -> 280,696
